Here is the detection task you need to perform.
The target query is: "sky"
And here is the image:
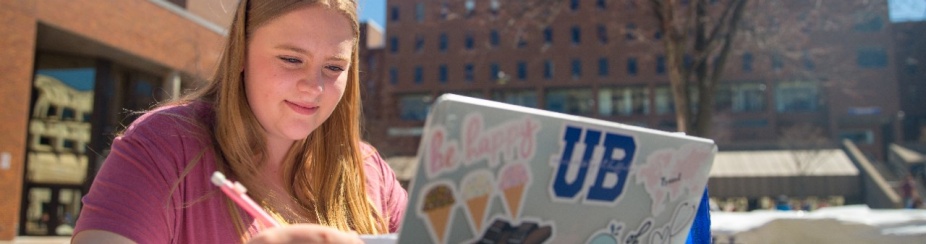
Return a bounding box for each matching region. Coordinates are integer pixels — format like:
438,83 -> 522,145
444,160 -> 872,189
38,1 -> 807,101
889,0 -> 926,22
358,0 -> 387,29
357,0 -> 926,32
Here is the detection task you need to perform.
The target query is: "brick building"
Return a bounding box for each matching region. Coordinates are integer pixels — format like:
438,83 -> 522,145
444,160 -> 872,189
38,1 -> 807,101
0,0 -> 235,239
367,0 -> 904,164
360,21 -> 388,139
893,21 -> 926,143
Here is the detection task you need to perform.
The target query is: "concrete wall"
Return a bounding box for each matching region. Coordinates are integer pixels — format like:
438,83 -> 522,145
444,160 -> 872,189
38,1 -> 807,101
843,140 -> 902,209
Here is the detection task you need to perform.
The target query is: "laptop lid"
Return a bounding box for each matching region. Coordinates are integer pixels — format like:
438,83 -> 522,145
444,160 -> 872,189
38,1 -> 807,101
396,94 -> 716,244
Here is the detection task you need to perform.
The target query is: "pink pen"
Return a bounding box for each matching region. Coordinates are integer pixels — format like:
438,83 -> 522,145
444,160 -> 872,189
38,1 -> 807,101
211,171 -> 282,229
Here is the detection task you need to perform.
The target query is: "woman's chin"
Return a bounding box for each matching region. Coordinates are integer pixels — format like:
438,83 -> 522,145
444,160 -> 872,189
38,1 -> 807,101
286,129 -> 317,140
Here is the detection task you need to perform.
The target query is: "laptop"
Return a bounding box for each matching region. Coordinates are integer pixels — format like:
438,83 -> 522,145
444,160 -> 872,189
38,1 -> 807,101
392,94 -> 716,244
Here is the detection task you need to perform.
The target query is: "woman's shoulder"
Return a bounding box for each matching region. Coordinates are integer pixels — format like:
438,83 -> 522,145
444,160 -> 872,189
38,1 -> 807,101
123,100 -> 215,137
359,142 -> 383,165
360,142 -> 395,175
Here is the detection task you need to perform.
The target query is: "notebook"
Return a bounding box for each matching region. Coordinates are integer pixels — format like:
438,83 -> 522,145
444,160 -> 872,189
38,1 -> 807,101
392,94 -> 716,244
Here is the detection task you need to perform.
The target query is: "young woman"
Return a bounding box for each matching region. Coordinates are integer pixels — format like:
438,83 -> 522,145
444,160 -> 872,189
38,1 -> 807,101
72,0 -> 407,243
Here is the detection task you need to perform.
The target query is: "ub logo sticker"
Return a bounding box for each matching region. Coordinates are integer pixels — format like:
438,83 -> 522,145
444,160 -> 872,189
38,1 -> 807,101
549,125 -> 638,206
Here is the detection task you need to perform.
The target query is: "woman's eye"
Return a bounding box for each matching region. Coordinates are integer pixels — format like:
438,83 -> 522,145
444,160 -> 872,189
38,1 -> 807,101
279,57 -> 302,64
326,65 -> 345,72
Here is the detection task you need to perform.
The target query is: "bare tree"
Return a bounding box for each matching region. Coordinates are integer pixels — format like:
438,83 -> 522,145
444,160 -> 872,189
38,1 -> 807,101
779,123 -> 832,174
778,123 -> 833,199
650,0 -> 748,136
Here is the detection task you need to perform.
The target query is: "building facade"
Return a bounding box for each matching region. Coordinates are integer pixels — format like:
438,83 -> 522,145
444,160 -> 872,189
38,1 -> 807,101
360,22 -> 388,140
0,0 -> 236,239
893,21 -> 926,143
369,0 -> 903,163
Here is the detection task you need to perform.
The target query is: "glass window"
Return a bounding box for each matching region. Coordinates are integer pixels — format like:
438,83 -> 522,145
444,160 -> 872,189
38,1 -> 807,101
655,86 -> 675,115
23,187 -> 52,235
742,52 -> 753,72
492,89 -> 537,108
126,72 -> 161,113
517,61 -> 527,80
490,30 -> 499,47
546,88 -> 594,115
389,68 -> 398,85
414,66 -> 423,84
465,0 -> 475,16
464,63 -> 474,82
571,59 -> 582,79
438,65 -> 448,83
627,57 -> 638,76
415,2 -> 425,22
390,37 -> 399,53
390,6 -> 400,21
571,26 -> 581,44
853,13 -> 883,32
414,35 -> 424,52
715,85 -> 732,112
683,54 -> 693,69
652,86 -> 702,116
544,60 -> 554,79
544,27 -> 553,44
597,0 -> 607,9
570,0 -> 579,11
598,58 -> 609,77
771,54 -> 783,71
439,33 -> 448,52
490,0 -> 500,15
58,188 -> 82,234
399,93 -> 432,121
857,47 -> 887,68
465,34 -> 474,50
656,56 -> 666,74
802,51 -> 815,70
599,87 -> 649,116
776,81 -> 819,112
715,83 -> 766,113
490,63 -> 500,80
29,53 -> 97,185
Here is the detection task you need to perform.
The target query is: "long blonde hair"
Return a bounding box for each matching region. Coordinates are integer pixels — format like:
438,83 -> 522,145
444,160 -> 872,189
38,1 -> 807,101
179,0 -> 386,236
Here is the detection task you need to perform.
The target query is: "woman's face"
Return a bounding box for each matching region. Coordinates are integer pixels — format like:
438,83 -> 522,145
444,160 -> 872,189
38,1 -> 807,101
244,5 -> 354,145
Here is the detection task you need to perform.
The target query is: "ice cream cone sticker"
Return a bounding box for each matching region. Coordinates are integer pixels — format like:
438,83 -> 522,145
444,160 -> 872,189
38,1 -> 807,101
461,170 -> 495,233
418,182 -> 456,243
498,162 -> 531,218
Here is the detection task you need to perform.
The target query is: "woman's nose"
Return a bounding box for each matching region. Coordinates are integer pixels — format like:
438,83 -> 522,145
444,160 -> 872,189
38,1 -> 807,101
296,70 -> 324,95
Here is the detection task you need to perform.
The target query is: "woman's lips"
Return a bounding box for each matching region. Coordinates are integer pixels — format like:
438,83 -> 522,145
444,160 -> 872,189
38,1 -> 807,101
286,100 -> 318,115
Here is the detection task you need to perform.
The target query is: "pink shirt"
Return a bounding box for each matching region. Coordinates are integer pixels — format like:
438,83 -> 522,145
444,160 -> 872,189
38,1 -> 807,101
74,102 -> 407,243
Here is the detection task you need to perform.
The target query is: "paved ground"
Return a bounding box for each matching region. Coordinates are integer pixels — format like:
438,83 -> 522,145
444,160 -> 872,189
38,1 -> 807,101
0,236 -> 70,244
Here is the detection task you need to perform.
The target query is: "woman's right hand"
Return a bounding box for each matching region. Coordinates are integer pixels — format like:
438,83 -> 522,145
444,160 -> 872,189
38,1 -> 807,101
247,224 -> 363,244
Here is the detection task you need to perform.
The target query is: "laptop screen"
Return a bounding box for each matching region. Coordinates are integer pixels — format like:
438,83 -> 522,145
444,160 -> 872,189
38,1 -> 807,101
397,94 -> 715,244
